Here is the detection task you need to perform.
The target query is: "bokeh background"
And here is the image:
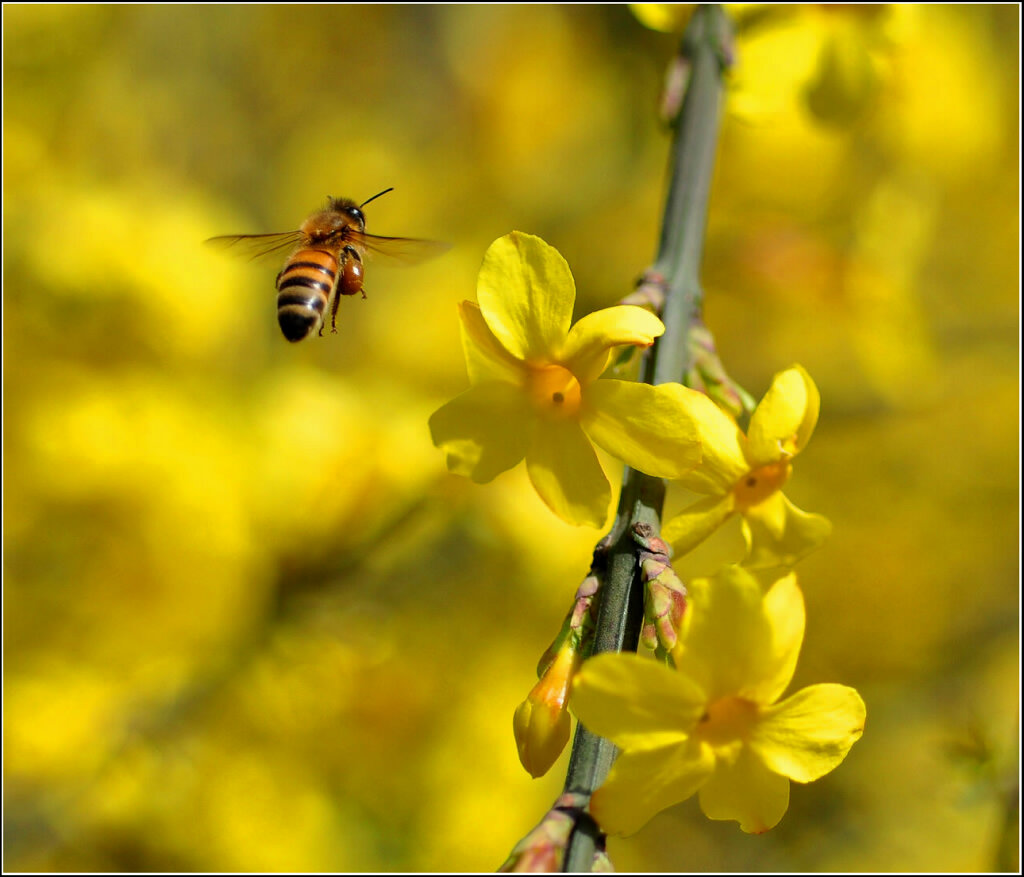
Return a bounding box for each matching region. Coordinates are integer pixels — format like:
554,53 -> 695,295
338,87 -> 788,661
3,4 -> 1018,872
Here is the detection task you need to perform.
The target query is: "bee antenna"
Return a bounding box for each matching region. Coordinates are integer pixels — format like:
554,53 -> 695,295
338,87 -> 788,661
359,187 -> 395,209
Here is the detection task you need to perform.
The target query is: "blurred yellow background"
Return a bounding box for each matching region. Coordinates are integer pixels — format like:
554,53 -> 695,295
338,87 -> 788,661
3,5 -> 1018,872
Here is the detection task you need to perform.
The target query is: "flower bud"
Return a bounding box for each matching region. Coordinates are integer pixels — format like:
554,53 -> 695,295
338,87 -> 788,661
536,570 -> 600,677
660,54 -> 692,124
619,269 -> 667,313
685,322 -> 756,419
499,793 -> 598,873
498,806 -> 573,872
514,645 -> 580,778
634,523 -> 688,659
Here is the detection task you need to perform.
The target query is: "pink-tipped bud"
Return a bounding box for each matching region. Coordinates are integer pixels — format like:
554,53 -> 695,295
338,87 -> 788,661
513,645 -> 580,778
620,269 -> 668,313
498,808 -> 573,872
660,54 -> 692,124
499,794 -> 595,872
634,523 -> 688,657
686,322 -> 756,419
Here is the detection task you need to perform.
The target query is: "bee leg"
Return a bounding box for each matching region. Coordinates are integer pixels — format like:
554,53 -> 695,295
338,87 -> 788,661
330,289 -> 342,334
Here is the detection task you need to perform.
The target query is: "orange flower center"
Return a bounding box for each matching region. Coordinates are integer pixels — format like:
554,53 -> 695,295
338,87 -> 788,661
526,364 -> 583,418
696,695 -> 758,747
733,460 -> 791,510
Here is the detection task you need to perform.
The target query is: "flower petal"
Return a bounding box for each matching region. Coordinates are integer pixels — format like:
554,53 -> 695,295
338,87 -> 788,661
570,653 -> 705,750
579,380 -> 702,479
458,301 -> 523,385
671,393 -> 750,494
526,418 -> 610,528
741,492 -> 833,571
560,306 -> 665,384
742,573 -> 804,705
428,381 -> 531,482
674,567 -> 793,705
631,3 -> 693,33
746,366 -> 820,467
749,683 -> 866,783
591,737 -> 715,836
698,746 -> 790,834
662,494 -> 737,558
476,232 -> 575,363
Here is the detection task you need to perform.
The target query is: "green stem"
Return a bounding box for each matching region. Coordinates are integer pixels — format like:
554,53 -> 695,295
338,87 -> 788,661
561,6 -> 732,871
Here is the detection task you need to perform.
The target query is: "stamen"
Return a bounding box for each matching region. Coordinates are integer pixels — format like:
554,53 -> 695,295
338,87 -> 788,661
734,460 -> 791,509
526,365 -> 582,418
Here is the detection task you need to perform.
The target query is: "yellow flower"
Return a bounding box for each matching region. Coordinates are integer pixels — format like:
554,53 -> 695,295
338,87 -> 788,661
429,232 -> 706,527
571,567 -> 866,835
633,4 -> 892,128
662,365 -> 831,569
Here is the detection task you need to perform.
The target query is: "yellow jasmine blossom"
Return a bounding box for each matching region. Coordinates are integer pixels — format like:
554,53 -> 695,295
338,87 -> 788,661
429,232 -> 706,527
571,567 -> 866,835
662,365 -> 831,569
632,4 -> 893,128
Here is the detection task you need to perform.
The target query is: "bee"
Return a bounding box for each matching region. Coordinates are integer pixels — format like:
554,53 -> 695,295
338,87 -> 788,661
208,188 -> 446,342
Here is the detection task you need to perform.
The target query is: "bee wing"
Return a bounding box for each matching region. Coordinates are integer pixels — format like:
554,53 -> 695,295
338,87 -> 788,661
205,231 -> 305,261
356,232 -> 451,265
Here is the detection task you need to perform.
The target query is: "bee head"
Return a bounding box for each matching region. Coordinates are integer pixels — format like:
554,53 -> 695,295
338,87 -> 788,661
344,205 -> 366,228
325,196 -> 366,231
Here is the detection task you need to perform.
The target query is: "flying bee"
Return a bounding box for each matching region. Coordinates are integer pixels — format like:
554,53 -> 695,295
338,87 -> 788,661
208,188 -> 447,342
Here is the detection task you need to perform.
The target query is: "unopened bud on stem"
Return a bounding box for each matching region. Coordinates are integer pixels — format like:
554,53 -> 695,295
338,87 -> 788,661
634,523 -> 688,660
514,644 -> 581,778
685,321 -> 756,418
499,793 -> 606,873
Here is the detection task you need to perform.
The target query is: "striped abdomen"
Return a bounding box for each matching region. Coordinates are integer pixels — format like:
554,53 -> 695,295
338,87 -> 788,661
276,248 -> 338,342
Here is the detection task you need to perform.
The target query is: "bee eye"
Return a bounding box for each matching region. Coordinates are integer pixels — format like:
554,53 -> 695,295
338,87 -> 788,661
346,207 -> 365,224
